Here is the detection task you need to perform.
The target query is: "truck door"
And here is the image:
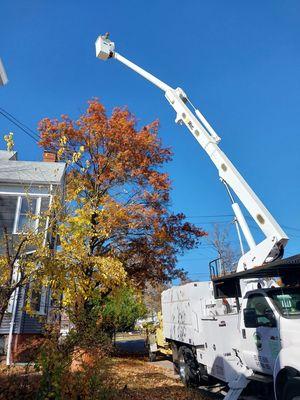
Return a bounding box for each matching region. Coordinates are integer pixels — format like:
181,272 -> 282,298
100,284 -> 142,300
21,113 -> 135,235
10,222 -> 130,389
241,293 -> 281,374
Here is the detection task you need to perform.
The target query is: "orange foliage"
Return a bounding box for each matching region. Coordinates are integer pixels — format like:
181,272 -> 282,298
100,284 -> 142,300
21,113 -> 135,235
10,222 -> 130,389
39,100 -> 206,285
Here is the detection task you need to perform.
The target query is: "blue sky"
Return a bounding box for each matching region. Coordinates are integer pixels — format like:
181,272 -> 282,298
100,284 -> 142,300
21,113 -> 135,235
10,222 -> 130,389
1,0 -> 300,280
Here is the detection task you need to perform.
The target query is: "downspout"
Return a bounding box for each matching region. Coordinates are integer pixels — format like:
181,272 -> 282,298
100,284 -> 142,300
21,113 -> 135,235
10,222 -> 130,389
43,184 -> 53,246
6,282 -> 19,366
43,185 -> 54,322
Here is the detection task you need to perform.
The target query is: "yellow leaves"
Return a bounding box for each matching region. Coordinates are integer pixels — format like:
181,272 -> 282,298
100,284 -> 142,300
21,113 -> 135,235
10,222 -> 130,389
71,145 -> 84,163
60,135 -> 67,146
72,151 -> 82,163
4,132 -> 14,152
59,205 -> 106,255
0,257 -> 11,286
57,147 -> 65,159
57,135 -> 68,160
60,256 -> 126,308
94,256 -> 126,287
43,201 -> 127,309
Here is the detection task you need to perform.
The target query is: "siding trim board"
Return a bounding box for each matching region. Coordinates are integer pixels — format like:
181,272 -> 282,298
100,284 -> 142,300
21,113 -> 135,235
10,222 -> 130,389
0,191 -> 51,197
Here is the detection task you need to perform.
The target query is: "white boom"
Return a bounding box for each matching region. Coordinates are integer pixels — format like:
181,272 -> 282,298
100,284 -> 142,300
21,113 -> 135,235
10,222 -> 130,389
95,35 -> 288,272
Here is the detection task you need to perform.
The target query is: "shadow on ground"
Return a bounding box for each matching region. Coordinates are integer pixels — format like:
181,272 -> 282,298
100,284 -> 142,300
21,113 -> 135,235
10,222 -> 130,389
115,338 -> 147,357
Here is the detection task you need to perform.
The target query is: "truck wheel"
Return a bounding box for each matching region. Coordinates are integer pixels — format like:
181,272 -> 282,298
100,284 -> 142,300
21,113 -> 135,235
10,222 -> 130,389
283,377 -> 300,400
149,350 -> 157,362
178,346 -> 200,388
171,342 -> 179,374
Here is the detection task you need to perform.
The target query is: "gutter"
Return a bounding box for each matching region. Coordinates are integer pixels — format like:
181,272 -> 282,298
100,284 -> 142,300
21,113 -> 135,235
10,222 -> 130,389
6,282 -> 19,366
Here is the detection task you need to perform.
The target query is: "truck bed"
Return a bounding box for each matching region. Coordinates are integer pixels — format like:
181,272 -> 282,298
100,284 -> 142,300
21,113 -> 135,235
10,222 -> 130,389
162,281 -> 243,382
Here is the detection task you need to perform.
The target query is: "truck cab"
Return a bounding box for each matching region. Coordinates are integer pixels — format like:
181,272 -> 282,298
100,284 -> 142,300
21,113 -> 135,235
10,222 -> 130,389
238,285 -> 300,399
241,287 -> 300,373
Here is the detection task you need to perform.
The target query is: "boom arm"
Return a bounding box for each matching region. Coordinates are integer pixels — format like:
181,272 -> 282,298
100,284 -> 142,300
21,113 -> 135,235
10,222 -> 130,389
95,35 -> 288,272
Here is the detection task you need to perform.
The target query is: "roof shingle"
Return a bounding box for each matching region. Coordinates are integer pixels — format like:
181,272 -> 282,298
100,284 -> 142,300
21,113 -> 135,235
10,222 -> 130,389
0,160 -> 66,185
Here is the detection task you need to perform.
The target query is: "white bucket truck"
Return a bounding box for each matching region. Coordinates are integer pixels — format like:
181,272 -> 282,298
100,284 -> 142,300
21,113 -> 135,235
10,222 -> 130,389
162,261 -> 300,399
95,34 -> 300,399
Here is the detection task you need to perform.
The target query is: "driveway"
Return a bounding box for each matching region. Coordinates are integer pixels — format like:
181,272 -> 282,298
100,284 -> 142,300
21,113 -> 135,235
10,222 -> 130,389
115,335 -> 265,400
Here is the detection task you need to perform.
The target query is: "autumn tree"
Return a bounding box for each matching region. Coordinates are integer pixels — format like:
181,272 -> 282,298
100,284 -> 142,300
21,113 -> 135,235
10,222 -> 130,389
39,99 -> 206,291
143,281 -> 169,315
209,223 -> 238,273
0,100 -> 207,398
31,100 -> 207,397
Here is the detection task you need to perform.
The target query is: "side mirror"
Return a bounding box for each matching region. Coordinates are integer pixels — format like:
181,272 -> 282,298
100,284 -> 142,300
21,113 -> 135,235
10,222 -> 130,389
244,308 -> 258,328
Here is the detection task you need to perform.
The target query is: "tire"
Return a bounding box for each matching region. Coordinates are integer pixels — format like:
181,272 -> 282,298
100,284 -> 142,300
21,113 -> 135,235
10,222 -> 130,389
149,350 -> 157,362
282,377 -> 300,400
177,346 -> 200,388
171,342 -> 179,374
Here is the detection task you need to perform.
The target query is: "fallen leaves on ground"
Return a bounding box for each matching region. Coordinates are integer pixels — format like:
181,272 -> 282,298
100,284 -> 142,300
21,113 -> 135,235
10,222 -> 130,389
106,357 -> 207,400
0,354 -> 209,399
0,364 -> 39,400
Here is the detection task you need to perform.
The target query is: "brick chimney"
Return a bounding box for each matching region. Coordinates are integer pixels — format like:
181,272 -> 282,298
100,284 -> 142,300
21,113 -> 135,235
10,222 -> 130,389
43,150 -> 57,162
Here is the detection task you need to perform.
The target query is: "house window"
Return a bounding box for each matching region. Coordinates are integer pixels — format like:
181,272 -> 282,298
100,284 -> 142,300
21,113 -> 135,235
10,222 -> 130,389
30,286 -> 47,315
31,290 -> 41,312
0,195 -> 19,235
13,196 -> 41,234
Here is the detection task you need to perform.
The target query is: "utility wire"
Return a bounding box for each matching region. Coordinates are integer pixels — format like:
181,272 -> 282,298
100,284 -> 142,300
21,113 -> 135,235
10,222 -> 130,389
2,108 -> 300,235
189,213 -> 300,235
0,107 -> 40,140
0,108 -> 40,143
186,214 -> 233,219
282,225 -> 300,232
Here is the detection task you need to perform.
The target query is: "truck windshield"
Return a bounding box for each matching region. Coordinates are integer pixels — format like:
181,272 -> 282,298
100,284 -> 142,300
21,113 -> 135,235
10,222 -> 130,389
268,287 -> 300,318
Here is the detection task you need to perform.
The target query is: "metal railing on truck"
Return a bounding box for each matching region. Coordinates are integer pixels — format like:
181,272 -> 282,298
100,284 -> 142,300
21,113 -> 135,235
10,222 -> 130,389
209,257 -> 238,280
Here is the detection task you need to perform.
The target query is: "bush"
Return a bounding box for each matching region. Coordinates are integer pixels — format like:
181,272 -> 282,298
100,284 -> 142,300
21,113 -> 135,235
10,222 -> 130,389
35,314 -> 113,399
101,287 -> 147,338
